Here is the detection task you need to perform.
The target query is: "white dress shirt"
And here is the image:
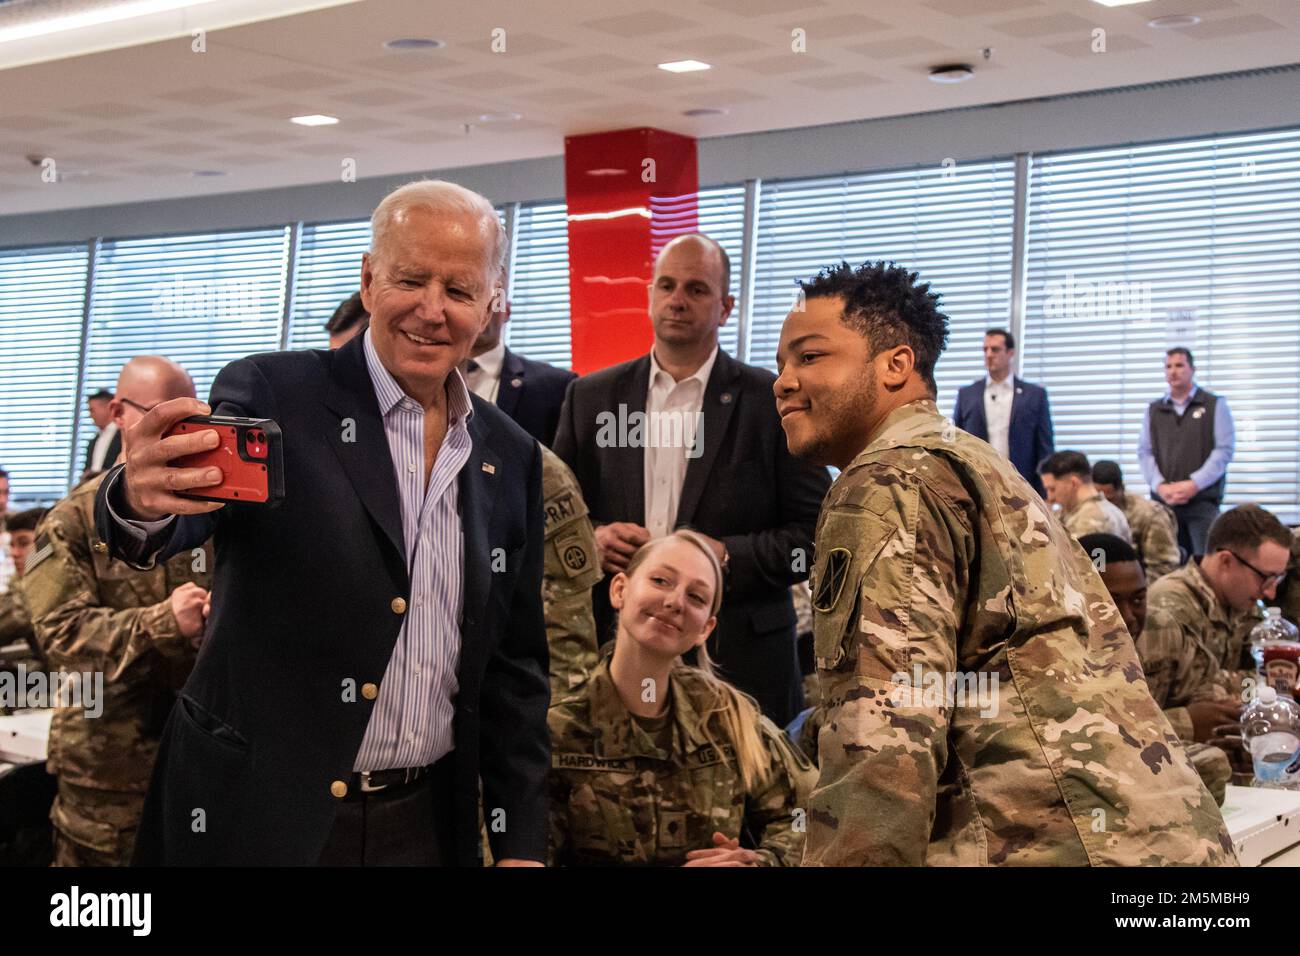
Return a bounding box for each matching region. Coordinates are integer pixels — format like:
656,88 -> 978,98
983,374 -> 1014,460
464,340 -> 505,405
89,421 -> 120,471
644,346 -> 717,539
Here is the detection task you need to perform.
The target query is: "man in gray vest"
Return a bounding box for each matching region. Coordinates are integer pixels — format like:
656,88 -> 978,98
1138,347 -> 1234,557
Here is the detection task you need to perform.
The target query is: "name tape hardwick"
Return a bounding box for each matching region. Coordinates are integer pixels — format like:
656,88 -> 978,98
49,886 -> 151,937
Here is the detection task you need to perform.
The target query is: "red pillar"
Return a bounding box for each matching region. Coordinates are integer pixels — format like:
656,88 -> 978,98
564,128 -> 699,374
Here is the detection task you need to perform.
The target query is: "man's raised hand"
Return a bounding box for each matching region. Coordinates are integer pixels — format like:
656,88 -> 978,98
122,398 -> 226,520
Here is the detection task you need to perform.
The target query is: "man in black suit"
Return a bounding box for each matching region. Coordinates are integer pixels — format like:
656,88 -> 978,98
952,328 -> 1055,498
461,273 -> 576,447
94,180 -> 548,867
82,388 -> 121,476
553,233 -> 829,727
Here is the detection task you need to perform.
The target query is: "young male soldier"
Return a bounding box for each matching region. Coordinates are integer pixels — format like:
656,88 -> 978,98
774,260 -> 1233,866
1092,459 -> 1181,580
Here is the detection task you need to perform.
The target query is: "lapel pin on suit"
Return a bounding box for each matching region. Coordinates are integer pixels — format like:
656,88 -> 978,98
482,462 -> 496,475
510,378 -> 522,389
720,392 -> 733,404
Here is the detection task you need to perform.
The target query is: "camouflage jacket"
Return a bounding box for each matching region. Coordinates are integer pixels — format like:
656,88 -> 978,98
0,578 -> 36,658
24,472 -> 212,792
1061,490 -> 1132,544
1139,560 -> 1258,741
540,445 -> 603,697
548,650 -> 816,866
1121,494 -> 1181,581
805,399 -> 1233,867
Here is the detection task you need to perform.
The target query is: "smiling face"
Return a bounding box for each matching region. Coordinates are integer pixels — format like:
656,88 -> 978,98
1217,540 -> 1291,611
361,206 -> 495,402
774,295 -> 879,470
610,537 -> 719,660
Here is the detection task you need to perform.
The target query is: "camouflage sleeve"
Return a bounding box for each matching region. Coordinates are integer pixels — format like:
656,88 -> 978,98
1141,505 -> 1182,580
1183,742 -> 1230,806
746,716 -> 818,867
1065,507 -> 1112,540
1133,605 -> 1195,740
540,449 -> 604,697
24,507 -> 187,682
806,471 -> 971,866
0,584 -> 32,649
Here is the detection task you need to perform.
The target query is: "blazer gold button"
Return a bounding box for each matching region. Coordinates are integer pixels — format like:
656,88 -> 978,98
362,682 -> 378,700
330,780 -> 347,798
391,597 -> 407,614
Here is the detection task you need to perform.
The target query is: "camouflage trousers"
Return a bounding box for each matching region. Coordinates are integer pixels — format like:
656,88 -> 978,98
49,780 -> 144,867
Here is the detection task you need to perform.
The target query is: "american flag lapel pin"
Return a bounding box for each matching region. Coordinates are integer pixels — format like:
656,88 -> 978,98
482,462 -> 496,475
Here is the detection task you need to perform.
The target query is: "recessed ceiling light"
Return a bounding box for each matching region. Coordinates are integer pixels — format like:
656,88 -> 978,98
191,169 -> 227,177
1091,0 -> 1153,6
290,114 -> 339,126
586,168 -> 627,177
1148,14 -> 1201,27
658,59 -> 711,73
476,111 -> 521,123
683,107 -> 727,117
384,37 -> 444,51
928,63 -> 974,84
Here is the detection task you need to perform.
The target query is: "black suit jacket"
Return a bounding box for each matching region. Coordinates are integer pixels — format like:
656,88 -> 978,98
552,349 -> 830,727
83,427 -> 121,473
93,333 -> 550,866
492,347 -> 576,448
952,376 -> 1054,498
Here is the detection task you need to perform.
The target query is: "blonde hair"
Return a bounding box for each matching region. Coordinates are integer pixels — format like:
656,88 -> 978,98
620,530 -> 771,790
370,179 -> 506,277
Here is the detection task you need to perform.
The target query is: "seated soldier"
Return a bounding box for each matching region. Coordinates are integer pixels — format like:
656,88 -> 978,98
1080,532 -> 1232,804
0,507 -> 51,684
1093,459 -> 1182,580
548,529 -> 816,866
1037,450 -> 1131,543
1138,505 -> 1290,750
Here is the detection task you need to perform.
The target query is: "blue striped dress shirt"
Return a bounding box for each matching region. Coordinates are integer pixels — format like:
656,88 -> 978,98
354,328 -> 474,772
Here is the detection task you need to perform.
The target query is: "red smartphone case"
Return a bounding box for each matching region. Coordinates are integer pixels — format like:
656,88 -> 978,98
164,415 -> 285,506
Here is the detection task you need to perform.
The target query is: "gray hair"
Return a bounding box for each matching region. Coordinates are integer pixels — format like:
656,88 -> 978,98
370,179 -> 506,278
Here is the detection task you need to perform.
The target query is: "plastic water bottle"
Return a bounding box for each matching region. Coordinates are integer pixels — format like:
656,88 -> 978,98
1251,607 -> 1300,698
1241,687 -> 1300,789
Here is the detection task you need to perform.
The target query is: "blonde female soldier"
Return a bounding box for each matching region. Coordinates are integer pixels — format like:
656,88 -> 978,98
548,529 -> 816,866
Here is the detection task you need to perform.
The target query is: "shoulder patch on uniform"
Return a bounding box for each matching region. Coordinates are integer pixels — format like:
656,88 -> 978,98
555,532 -> 592,577
24,533 -> 53,575
543,491 -> 578,534
812,547 -> 851,613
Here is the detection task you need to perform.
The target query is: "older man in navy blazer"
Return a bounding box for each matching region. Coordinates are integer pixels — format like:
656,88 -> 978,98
952,328 -> 1055,498
94,180 -> 548,867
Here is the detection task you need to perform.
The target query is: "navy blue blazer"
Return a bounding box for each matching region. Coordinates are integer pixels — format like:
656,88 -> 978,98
493,347 -> 576,448
93,333 -> 550,866
952,376 -> 1055,498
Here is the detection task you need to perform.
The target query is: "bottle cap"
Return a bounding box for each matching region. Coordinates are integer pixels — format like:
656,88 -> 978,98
1258,686 -> 1279,704
1267,607 -> 1281,617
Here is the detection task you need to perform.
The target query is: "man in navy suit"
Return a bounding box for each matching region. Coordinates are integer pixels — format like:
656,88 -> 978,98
462,274 -> 576,447
952,328 -> 1055,498
94,180 -> 548,867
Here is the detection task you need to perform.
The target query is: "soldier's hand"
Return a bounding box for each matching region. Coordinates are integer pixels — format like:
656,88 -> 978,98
170,583 -> 209,642
682,831 -> 761,867
595,522 -> 651,573
1188,699 -> 1242,743
122,398 -> 226,520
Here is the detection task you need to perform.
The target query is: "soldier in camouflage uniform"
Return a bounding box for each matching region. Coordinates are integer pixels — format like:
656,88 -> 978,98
548,530 -> 815,866
1139,505 -> 1289,751
540,445 -> 602,696
775,261 -> 1233,866
1080,532 -> 1231,804
24,357 -> 213,866
0,508 -> 48,676
1038,451 -> 1132,544
1094,460 -> 1182,581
